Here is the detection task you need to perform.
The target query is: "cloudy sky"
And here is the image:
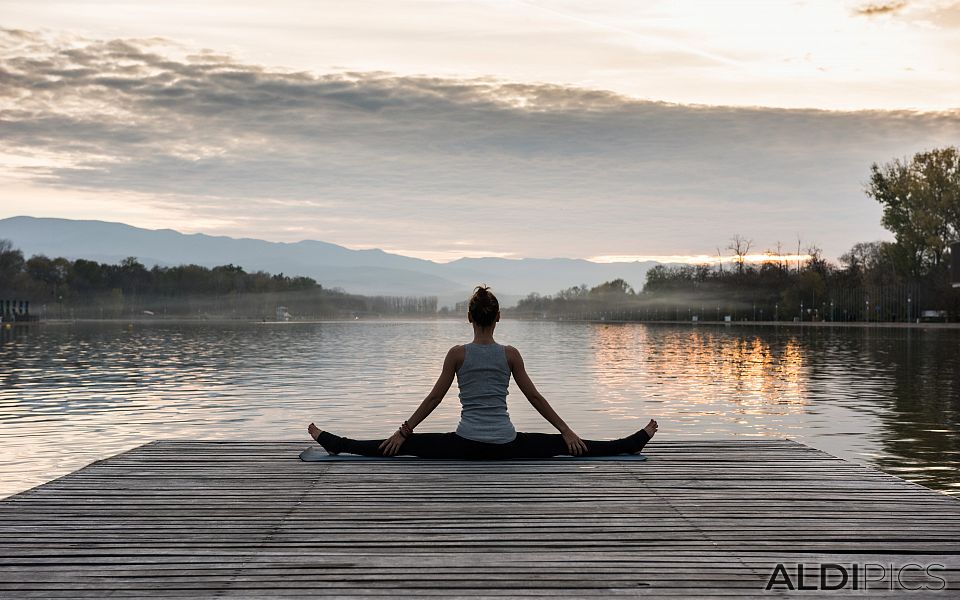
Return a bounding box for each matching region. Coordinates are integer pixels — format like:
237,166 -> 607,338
2,1 -> 959,263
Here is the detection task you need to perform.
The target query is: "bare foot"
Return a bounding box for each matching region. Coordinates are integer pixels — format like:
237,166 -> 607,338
643,419 -> 658,439
631,419 -> 657,454
308,422 -> 343,455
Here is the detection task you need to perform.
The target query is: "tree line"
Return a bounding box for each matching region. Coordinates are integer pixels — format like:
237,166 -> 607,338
0,246 -> 437,320
510,147 -> 960,323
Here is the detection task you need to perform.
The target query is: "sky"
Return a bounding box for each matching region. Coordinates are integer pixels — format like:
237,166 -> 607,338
2,0 -> 959,263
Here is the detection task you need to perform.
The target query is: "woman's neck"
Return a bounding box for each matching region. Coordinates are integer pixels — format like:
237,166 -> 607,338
471,326 -> 496,345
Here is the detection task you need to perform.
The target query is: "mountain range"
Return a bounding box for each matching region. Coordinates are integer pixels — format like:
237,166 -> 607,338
0,216 -> 660,307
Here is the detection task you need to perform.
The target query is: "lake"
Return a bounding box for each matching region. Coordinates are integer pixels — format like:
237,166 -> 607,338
1,319 -> 957,499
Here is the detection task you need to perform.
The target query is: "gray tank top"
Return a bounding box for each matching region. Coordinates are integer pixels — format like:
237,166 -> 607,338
455,342 -> 517,443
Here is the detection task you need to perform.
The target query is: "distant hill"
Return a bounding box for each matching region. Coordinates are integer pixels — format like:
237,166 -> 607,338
0,216 -> 660,307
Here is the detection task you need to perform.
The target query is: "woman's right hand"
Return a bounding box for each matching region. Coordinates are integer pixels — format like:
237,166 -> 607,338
561,428 -> 588,456
378,430 -> 407,456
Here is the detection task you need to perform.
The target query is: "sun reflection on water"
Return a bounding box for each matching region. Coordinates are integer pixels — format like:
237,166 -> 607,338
588,324 -> 811,437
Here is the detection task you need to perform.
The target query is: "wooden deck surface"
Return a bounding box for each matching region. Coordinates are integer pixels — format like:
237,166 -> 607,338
1,439 -> 958,598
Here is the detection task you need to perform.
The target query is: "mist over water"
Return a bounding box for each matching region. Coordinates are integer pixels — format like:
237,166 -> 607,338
1,320 -> 957,498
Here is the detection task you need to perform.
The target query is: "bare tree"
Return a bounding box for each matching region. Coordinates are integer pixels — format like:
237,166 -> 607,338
796,234 -> 803,273
727,234 -> 753,275
805,243 -> 827,275
762,248 -> 778,268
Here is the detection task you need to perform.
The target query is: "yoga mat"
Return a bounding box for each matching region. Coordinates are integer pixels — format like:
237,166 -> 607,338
299,446 -> 647,462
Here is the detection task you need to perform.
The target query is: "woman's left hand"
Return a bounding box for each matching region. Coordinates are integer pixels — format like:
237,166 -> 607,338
378,430 -> 407,456
561,428 -> 588,456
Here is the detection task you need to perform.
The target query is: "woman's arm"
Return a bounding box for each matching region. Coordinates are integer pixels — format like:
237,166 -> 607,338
379,345 -> 461,455
506,345 -> 588,455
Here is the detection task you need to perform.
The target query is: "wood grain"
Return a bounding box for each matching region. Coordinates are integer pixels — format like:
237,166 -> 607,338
1,440 -> 957,598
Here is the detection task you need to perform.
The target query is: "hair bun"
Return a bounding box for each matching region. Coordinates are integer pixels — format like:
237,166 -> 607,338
468,284 -> 499,327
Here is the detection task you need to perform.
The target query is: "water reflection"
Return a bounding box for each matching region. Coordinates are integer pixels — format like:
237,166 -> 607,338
0,320 -> 957,498
588,325 -> 811,441
802,327 -> 960,494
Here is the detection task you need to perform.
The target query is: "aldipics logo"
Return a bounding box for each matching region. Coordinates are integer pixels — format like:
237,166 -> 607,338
765,563 -> 947,592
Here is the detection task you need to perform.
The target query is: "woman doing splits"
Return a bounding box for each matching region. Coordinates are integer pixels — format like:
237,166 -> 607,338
308,285 -> 657,459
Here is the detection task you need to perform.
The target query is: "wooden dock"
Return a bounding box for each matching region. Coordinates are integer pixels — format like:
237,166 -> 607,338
1,440 -> 958,598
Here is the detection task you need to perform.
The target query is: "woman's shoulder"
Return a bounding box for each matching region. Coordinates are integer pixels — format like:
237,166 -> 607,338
446,345 -> 467,372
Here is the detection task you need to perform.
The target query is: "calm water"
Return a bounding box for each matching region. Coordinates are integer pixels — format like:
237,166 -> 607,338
1,320 -> 958,498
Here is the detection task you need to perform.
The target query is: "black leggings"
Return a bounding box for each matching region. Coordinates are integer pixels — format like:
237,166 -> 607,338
316,429 -> 651,459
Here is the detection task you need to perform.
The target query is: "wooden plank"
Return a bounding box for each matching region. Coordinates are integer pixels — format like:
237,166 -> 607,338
0,440 -> 957,598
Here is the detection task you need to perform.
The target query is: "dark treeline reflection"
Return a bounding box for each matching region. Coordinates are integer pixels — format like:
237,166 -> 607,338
798,326 -> 960,492
0,246 -> 436,319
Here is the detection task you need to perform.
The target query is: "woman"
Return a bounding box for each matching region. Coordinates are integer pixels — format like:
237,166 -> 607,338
308,285 -> 657,459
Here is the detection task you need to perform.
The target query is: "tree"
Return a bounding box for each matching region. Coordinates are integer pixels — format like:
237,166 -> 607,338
727,234 -> 753,276
781,270 -> 826,320
775,241 -> 786,272
866,146 -> 960,277
26,255 -> 59,285
839,240 -> 903,287
69,259 -> 103,292
557,284 -> 588,301
805,243 -> 830,277
796,234 -> 803,273
589,278 -> 635,297
0,239 -> 25,291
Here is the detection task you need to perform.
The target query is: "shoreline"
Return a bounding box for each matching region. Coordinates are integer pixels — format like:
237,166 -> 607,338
558,318 -> 960,329
18,316 -> 465,326
14,316 -> 960,329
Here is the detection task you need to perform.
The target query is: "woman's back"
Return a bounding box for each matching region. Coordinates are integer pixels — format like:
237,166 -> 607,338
455,342 -> 517,443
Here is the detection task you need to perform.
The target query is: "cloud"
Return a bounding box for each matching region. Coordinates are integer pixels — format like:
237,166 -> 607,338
1,28 -> 959,260
854,1 -> 909,16
853,0 -> 960,21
